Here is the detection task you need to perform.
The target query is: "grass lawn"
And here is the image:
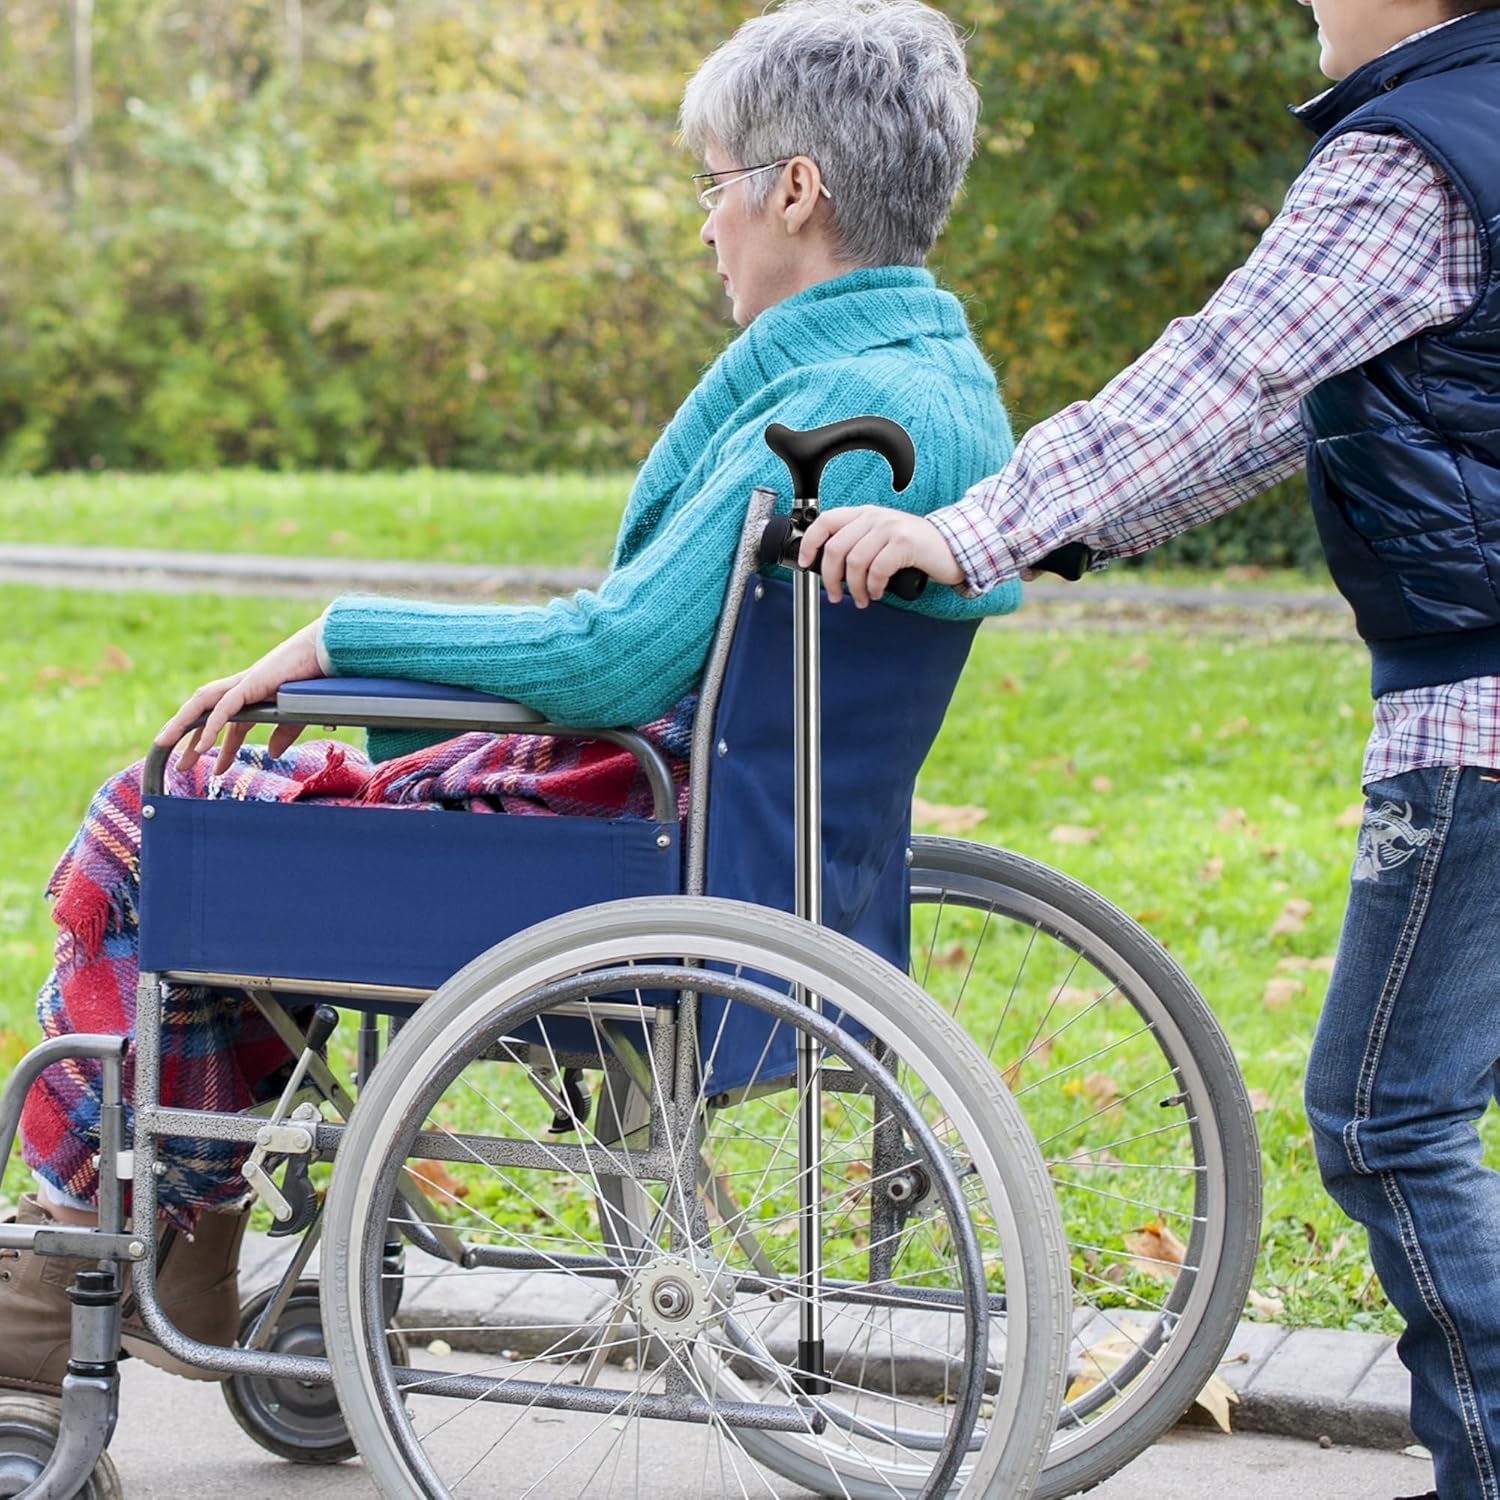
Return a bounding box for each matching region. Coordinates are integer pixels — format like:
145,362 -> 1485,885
0,579 -> 1444,1335
0,470 -> 629,570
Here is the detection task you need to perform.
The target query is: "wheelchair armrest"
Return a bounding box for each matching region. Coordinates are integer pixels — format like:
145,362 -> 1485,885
275,677 -> 546,731
142,677 -> 680,822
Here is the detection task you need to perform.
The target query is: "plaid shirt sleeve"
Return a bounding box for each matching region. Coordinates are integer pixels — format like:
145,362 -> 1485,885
930,130 -> 1482,593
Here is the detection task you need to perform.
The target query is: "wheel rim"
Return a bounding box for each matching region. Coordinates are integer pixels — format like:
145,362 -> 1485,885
355,967 -> 986,1499
322,901 -> 1070,1500
908,839 -> 1257,1475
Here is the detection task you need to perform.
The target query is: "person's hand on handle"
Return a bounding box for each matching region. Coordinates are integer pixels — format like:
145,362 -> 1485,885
155,619 -> 325,776
797,505 -> 964,607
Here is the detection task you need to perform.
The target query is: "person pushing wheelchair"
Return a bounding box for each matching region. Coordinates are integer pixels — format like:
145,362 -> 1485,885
802,4 -> 1500,1497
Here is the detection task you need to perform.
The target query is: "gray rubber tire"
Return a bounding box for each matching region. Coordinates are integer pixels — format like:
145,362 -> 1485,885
321,896 -> 1072,1500
910,838 -> 1263,1499
0,1395 -> 124,1499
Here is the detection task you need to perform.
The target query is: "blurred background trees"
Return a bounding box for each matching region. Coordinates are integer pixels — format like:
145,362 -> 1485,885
0,0 -> 1328,563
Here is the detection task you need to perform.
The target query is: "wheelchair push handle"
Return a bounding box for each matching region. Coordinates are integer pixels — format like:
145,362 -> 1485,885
760,417 -> 927,601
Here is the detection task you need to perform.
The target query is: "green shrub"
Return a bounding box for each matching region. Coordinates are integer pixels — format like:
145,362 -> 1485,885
0,1 -> 1332,566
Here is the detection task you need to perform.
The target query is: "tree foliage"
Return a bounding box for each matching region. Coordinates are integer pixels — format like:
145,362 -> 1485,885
1,1 -> 1330,561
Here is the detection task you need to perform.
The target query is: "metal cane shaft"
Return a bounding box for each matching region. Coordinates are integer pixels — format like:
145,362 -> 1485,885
792,557 -> 827,1390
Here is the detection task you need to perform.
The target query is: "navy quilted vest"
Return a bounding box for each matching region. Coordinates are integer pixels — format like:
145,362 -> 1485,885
1294,12 -> 1500,697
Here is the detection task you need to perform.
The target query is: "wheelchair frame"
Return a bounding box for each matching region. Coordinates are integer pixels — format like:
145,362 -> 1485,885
0,435 -> 1081,1498
0,417 -> 1263,1500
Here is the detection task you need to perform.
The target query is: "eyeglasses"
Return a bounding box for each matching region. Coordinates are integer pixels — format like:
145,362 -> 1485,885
691,159 -> 833,213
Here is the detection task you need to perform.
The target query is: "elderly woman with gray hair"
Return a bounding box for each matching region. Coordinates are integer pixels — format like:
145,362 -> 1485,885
3,0 -> 1022,1398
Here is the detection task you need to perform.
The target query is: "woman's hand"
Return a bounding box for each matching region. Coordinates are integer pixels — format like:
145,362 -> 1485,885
155,619 -> 326,776
797,506 -> 964,606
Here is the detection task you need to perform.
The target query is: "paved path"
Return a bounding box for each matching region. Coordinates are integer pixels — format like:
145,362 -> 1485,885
101,1357 -> 1434,1498
0,540 -> 1354,627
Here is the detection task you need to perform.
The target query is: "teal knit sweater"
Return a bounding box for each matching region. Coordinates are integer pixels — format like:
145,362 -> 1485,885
320,266 -> 1022,761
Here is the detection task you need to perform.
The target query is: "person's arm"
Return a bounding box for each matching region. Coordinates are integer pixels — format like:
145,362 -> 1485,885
804,130 -> 1479,604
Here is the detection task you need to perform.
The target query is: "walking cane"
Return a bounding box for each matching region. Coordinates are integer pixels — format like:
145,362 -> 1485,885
759,416 -> 926,1396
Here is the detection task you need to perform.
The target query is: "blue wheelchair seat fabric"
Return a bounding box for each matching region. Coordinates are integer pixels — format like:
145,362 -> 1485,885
137,573 -> 976,1091
139,797 -> 679,992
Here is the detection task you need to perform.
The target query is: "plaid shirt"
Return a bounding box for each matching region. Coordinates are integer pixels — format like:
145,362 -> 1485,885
930,35 -> 1487,788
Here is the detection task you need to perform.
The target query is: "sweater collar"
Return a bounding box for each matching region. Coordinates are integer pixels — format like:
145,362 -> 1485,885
723,265 -> 963,380
1292,9 -> 1500,137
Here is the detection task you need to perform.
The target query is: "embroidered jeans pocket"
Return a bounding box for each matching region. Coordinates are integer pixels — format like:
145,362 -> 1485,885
1352,799 -> 1436,884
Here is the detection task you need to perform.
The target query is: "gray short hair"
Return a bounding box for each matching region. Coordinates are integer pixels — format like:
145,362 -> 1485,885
679,0 -> 979,267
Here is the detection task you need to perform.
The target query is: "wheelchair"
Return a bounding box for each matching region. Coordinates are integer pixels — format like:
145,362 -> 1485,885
0,418 -> 1259,1499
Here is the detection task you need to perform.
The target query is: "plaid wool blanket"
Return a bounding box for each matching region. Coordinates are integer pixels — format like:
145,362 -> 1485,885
21,703 -> 693,1225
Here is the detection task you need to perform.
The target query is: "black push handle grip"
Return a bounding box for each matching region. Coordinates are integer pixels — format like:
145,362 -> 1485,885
1032,542 -> 1094,582
764,416 -> 916,501
757,512 -> 928,602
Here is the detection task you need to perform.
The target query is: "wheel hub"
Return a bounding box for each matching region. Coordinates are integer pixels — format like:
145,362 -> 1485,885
630,1256 -> 726,1343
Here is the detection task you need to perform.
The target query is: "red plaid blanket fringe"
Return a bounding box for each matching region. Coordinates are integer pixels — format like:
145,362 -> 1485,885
22,703 -> 693,1227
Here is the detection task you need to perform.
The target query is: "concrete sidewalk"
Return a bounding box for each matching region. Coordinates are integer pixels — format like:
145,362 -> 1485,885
104,1356 -> 1436,1498
242,1231 -> 1415,1456
0,539 -> 1355,624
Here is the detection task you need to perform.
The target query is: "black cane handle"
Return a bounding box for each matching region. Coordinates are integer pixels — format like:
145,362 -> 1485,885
764,417 -> 917,501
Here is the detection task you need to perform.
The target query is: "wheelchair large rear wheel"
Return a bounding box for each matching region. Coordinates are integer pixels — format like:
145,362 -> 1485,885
907,837 -> 1261,1499
322,897 -> 1071,1499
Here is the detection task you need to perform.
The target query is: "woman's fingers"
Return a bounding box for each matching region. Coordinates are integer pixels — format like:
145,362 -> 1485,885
212,718 -> 256,777
155,619 -> 326,775
266,722 -> 307,760
155,676 -> 243,751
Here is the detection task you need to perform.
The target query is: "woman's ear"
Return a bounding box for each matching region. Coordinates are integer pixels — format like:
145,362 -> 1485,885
780,156 -> 827,236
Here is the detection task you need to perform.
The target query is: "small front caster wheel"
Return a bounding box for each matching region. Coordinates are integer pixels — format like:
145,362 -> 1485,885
0,1395 -> 124,1499
223,1280 -> 408,1464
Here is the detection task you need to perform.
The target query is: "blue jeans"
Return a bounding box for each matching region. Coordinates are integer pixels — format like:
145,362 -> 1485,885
1307,766 -> 1500,1500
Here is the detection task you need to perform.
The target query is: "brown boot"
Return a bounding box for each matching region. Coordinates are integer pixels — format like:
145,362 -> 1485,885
0,1193 -> 91,1396
120,1207 -> 247,1380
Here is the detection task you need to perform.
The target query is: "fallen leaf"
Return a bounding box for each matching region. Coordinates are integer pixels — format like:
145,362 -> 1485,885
1051,984 -> 1104,1008
1199,857 -> 1225,882
1194,1372 -> 1241,1433
1335,803 -> 1366,829
406,1160 -> 471,1200
1275,955 -> 1336,973
999,674 -> 1021,694
1246,1088 -> 1273,1113
274,518 -> 300,535
911,798 -> 988,835
1247,1288 -> 1285,1320
1216,808 -> 1249,832
99,643 -> 133,673
1133,908 -> 1166,924
1263,977 -> 1304,1010
1269,898 -> 1314,937
1216,716 -> 1252,738
1065,1324 -> 1148,1402
1122,1220 -> 1188,1282
1091,775 -> 1114,794
1082,1072 -> 1122,1110
929,941 -> 971,969
1049,824 -> 1099,845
